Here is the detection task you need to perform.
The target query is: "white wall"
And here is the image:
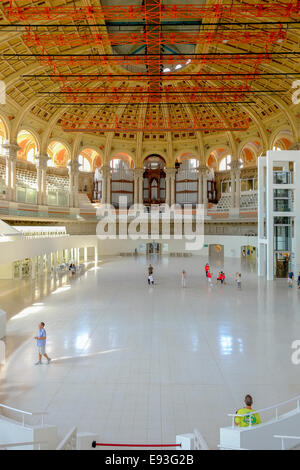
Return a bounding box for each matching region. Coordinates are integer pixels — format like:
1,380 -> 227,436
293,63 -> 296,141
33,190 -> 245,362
0,416 -> 58,450
97,235 -> 257,258
0,235 -> 98,266
220,408 -> 300,450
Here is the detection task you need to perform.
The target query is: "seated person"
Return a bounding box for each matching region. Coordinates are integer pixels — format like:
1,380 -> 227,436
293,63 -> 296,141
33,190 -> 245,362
235,394 -> 261,427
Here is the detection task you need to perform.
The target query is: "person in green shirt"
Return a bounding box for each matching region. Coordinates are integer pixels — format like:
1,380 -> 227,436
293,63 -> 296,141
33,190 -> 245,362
235,394 -> 262,427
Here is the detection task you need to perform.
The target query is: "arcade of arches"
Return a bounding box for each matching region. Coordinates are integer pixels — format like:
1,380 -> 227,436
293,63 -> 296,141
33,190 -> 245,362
0,117 -> 297,210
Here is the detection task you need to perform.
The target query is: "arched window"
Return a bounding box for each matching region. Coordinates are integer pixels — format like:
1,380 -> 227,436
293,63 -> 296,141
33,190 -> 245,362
27,148 -> 36,164
47,141 -> 69,168
78,154 -> 91,172
17,130 -> 38,163
110,159 -> 129,170
219,154 -> 232,171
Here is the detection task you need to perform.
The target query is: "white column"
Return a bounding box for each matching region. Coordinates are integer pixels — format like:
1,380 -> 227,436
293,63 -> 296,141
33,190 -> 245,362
235,169 -> 241,211
5,155 -> 11,200
3,143 -> 20,202
84,247 -> 88,263
101,166 -> 110,204
68,160 -> 81,208
47,253 -> 51,272
266,156 -> 274,280
230,170 -> 236,208
107,170 -> 111,205
31,258 -> 36,280
170,171 -> 176,206
198,169 -> 203,205
165,169 -> 176,206
134,170 -> 139,204
19,261 -> 23,280
53,251 -> 57,273
138,170 -> 144,205
36,153 -> 50,206
230,160 -> 241,210
95,245 -> 98,266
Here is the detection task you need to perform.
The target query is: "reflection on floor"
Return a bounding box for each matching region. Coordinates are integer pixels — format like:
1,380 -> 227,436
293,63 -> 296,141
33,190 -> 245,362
0,255 -> 299,449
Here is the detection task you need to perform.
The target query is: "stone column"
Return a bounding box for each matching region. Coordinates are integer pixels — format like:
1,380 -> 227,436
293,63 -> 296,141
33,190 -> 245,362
68,160 -> 81,208
3,143 -> 20,202
53,252 -> 57,273
133,168 -> 144,205
165,168 -> 176,206
235,167 -> 241,211
134,170 -> 139,204
31,257 -> 36,280
230,168 -> 236,208
101,166 -> 110,204
95,244 -> 98,266
107,169 -> 111,205
36,153 -> 50,206
19,261 -> 23,280
230,160 -> 242,210
198,165 -> 208,205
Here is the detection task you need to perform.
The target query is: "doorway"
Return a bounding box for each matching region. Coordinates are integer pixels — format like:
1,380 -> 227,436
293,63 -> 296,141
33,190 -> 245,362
147,243 -> 161,255
209,244 -> 224,268
275,252 -> 290,278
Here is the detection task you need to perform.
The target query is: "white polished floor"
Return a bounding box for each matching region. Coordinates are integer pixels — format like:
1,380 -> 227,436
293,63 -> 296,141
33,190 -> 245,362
0,255 -> 300,449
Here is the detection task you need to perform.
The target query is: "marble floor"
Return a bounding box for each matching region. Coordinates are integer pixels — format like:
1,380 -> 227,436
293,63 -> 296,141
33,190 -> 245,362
0,255 -> 300,449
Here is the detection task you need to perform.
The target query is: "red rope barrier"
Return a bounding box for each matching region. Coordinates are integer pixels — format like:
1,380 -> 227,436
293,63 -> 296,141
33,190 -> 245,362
92,441 -> 181,448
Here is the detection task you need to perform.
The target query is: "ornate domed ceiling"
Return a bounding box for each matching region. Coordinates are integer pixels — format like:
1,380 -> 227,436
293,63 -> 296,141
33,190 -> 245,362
0,0 -> 299,153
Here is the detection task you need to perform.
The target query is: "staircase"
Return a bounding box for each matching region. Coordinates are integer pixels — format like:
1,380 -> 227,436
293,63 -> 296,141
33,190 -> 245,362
78,192 -> 97,213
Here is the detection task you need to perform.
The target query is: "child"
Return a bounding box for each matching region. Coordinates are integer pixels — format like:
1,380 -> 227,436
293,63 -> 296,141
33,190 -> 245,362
217,271 -> 225,285
181,270 -> 187,288
236,272 -> 242,289
148,274 -> 154,285
288,270 -> 294,288
207,271 -> 213,286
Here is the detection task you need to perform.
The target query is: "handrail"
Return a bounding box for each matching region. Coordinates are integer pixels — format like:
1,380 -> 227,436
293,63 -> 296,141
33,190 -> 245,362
228,395 -> 300,428
0,403 -> 48,426
0,441 -> 46,450
218,445 -> 247,450
274,435 -> 300,450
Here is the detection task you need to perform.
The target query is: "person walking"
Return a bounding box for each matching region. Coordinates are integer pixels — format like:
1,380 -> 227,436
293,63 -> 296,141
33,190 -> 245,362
288,270 -> 294,288
207,270 -> 213,286
205,263 -> 210,278
148,274 -> 154,285
298,272 -> 300,289
148,264 -> 154,276
34,322 -> 51,365
236,272 -> 242,289
181,270 -> 187,288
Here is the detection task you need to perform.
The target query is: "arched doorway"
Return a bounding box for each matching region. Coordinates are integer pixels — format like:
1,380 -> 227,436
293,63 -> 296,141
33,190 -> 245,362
143,155 -> 166,205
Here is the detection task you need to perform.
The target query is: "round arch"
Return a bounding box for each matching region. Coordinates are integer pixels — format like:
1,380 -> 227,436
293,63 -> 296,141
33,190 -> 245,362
47,141 -> 70,168
17,129 -> 39,163
79,148 -> 103,172
176,152 -> 199,166
110,152 -> 135,170
270,129 -> 294,150
0,115 -> 9,143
